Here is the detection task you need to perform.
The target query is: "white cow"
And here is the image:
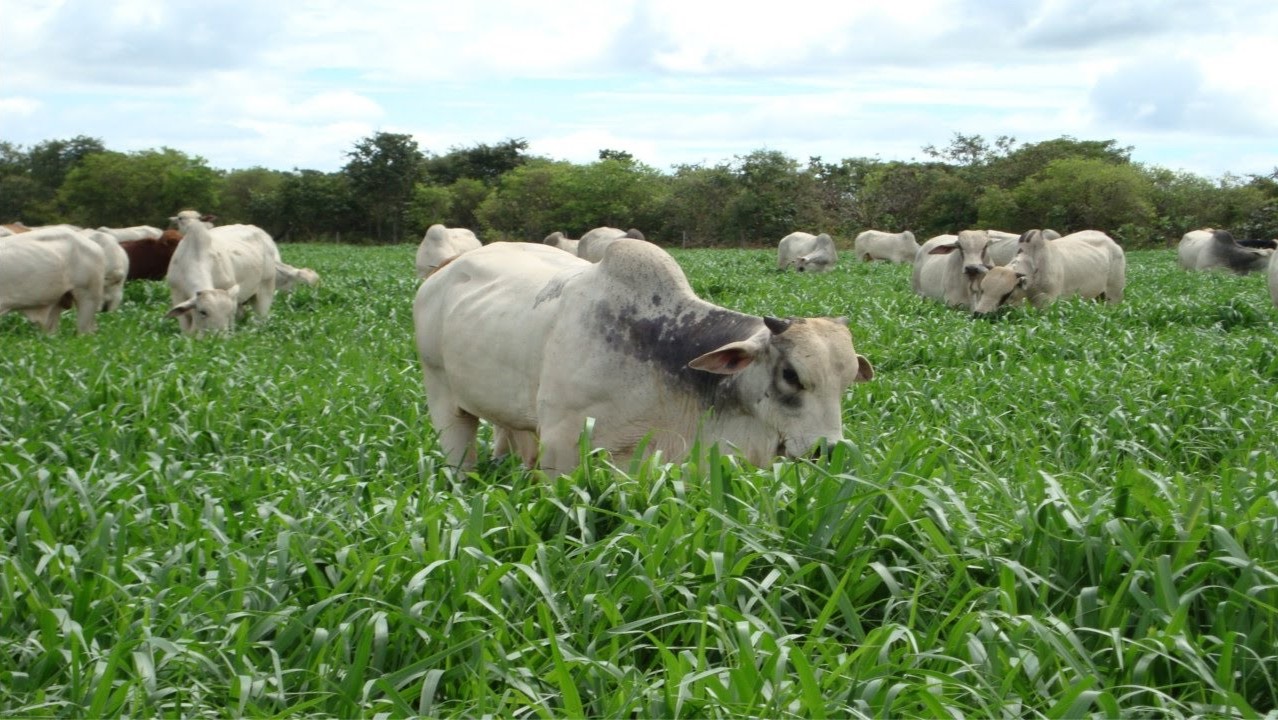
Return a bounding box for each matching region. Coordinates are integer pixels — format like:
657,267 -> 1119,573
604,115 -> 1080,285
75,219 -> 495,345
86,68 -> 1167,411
777,232 -> 838,272
415,224 -> 481,278
542,231 -> 580,255
81,229 -> 130,311
99,225 -> 163,242
165,210 -> 277,334
1177,229 -> 1272,274
0,226 -> 105,334
1269,248 -> 1278,307
853,230 -> 918,264
414,239 -> 874,474
973,229 -> 1126,314
911,230 -> 993,308
986,229 -> 1061,266
576,227 -> 646,263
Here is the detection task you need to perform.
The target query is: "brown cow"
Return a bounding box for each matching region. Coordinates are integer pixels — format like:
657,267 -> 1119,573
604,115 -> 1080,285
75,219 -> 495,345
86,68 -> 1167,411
120,229 -> 183,280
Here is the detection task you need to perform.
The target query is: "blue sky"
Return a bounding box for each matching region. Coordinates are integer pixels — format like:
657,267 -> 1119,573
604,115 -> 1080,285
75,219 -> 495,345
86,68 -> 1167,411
2,0 -> 1276,179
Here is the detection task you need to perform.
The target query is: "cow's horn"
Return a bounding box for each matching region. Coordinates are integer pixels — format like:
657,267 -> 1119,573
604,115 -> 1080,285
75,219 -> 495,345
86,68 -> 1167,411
764,316 -> 792,335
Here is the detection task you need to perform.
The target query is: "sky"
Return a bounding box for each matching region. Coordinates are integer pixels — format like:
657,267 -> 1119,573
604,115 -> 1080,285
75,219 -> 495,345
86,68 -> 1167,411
2,0 -> 1277,180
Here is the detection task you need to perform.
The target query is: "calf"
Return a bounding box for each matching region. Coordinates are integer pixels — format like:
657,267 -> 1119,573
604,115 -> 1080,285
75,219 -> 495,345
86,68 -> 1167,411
778,232 -> 838,272
414,239 -> 873,474
577,227 -> 646,263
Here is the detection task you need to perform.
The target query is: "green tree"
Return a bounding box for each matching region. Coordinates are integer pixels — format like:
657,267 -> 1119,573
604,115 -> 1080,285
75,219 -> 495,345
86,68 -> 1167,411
425,138 -> 529,186
270,170 -> 361,242
220,167 -> 287,225
343,131 -> 425,242
476,159 -> 574,240
725,149 -> 822,245
1007,157 -> 1155,244
659,162 -> 739,246
57,148 -> 219,227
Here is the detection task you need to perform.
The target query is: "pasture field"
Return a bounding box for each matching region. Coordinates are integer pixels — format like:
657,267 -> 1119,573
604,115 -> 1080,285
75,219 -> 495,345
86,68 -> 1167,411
2,244 -> 1277,718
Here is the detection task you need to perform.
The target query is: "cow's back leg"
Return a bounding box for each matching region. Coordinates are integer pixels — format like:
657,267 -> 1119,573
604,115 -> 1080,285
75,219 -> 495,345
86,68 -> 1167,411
422,372 -> 479,468
494,427 -> 540,467
70,287 -> 100,334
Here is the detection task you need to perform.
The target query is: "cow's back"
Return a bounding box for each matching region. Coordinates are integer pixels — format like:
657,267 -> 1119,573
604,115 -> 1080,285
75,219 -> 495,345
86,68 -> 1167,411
415,242 -> 589,429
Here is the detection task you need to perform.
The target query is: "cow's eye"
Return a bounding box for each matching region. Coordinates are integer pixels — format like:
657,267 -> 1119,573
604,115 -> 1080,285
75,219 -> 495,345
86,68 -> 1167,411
782,367 -> 801,388
198,310 -> 209,317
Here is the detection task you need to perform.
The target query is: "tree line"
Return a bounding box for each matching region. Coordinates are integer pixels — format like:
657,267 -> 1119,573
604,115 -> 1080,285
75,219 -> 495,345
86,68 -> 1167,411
2,132 -> 1275,248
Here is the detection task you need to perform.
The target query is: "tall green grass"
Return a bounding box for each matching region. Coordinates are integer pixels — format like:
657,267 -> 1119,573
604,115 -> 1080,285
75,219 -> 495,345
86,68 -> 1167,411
2,244 -> 1276,717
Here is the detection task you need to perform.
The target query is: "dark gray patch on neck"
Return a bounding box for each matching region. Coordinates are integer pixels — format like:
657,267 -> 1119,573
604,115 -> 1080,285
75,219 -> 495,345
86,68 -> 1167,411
592,298 -> 763,409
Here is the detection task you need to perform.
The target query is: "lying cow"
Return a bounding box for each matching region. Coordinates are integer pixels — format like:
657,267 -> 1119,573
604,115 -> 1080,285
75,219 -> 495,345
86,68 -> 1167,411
542,231 -> 580,255
853,230 -> 917,263
1,226 -> 105,334
577,227 -> 646,263
987,229 -> 1060,266
120,229 -> 183,280
777,231 -> 838,272
415,224 -> 481,278
911,230 -> 992,308
1178,229 -> 1272,274
414,239 -> 874,474
973,230 -> 1126,314
165,210 -> 277,334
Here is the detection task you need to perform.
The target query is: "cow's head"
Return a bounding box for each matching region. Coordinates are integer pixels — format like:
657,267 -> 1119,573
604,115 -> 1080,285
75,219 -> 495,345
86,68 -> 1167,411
166,286 -> 239,335
685,316 -> 873,462
973,266 -> 1029,315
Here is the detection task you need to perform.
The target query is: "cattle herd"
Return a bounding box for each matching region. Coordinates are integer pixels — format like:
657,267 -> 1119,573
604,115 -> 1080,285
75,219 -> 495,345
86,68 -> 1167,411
3,215 -> 1276,473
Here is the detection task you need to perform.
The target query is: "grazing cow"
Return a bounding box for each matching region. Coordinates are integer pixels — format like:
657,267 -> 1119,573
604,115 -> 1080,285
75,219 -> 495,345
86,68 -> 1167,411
80,229 -> 130,311
415,224 -> 481,278
911,230 -> 993,308
853,230 -> 918,264
414,239 -> 874,474
0,222 -> 31,236
1,226 -> 105,334
777,232 -> 838,272
576,227 -> 646,263
1269,246 -> 1278,307
542,231 -> 580,255
1178,229 -> 1274,274
973,230 -> 1126,314
120,229 -> 182,280
98,225 -> 163,242
165,210 -> 276,334
275,262 -> 321,293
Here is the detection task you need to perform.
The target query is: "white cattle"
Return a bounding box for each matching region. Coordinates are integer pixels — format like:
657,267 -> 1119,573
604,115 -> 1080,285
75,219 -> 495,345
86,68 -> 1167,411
576,227 -> 646,263
853,230 -> 918,264
777,232 -> 838,272
986,229 -> 1061,266
1177,229 -> 1272,274
81,229 -> 130,311
414,239 -> 874,474
1269,248 -> 1278,307
415,224 -> 481,278
274,262 -> 321,293
542,231 -> 580,255
911,230 -> 993,308
165,210 -> 277,334
0,226 -> 105,334
98,225 -> 164,242
973,229 -> 1126,314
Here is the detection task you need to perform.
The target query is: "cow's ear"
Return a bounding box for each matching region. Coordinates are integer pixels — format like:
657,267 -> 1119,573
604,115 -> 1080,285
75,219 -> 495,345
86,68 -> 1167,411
166,298 -> 196,318
854,355 -> 875,383
928,242 -> 958,255
688,337 -> 765,375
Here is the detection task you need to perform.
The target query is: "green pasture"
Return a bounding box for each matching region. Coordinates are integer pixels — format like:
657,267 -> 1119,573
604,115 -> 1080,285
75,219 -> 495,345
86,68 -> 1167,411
2,244 -> 1276,717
